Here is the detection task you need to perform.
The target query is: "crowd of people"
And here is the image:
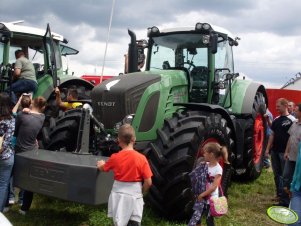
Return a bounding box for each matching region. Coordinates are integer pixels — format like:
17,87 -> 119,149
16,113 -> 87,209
265,98 -> 301,226
0,93 -> 46,215
0,49 -> 80,218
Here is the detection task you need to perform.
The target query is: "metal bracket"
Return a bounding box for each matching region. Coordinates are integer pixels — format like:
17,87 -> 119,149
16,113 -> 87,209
74,109 -> 90,154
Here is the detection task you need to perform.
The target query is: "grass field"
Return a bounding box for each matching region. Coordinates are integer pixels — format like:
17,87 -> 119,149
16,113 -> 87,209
4,168 -> 282,226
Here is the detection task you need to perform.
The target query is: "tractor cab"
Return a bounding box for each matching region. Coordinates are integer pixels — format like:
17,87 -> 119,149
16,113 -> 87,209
129,23 -> 239,107
0,22 -> 80,95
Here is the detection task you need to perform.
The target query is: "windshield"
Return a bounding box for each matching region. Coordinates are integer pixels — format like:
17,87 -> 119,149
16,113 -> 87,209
149,34 -> 208,70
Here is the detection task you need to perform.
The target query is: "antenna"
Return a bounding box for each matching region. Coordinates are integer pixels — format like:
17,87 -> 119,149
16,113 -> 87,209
101,0 -> 116,82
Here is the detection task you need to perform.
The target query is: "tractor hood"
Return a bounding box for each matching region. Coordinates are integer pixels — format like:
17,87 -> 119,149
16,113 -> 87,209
91,72 -> 161,129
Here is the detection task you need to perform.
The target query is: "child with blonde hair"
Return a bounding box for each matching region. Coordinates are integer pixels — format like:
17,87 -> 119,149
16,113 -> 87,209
189,142 -> 229,226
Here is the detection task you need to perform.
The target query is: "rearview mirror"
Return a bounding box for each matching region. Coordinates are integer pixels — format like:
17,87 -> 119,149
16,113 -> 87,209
210,33 -> 218,54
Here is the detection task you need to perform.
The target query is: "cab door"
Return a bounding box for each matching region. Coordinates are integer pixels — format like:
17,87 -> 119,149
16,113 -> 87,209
43,23 -> 59,88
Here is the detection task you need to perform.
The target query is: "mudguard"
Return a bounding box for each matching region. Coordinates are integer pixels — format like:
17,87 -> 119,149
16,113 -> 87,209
226,79 -> 267,172
35,76 -> 94,101
14,150 -> 113,205
226,79 -> 268,115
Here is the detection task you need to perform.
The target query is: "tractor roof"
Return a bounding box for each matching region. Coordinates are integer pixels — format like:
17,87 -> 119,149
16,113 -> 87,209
161,25 -> 235,40
0,22 -> 64,42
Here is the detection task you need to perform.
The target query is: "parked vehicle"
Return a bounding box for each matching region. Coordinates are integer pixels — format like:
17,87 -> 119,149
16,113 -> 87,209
14,22 -> 268,220
0,21 -> 93,118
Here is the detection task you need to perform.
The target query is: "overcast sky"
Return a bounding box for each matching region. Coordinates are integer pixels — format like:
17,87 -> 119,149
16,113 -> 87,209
1,0 -> 301,88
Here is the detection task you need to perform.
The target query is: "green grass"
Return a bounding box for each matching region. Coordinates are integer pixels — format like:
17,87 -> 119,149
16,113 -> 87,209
5,169 -> 282,226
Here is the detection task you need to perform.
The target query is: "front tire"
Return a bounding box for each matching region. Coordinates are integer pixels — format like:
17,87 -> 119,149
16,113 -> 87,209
44,109 -> 83,152
145,110 -> 234,220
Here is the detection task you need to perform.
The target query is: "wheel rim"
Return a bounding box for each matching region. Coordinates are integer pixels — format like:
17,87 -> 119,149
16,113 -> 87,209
253,113 -> 264,164
196,138 -> 224,169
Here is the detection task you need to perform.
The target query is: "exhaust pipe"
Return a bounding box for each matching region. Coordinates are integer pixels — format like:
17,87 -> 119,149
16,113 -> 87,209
127,29 -> 138,73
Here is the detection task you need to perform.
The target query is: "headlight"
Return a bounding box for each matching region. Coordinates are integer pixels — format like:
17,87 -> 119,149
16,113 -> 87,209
114,114 -> 135,133
202,23 -> 211,30
195,23 -> 203,30
122,114 -> 135,124
202,35 -> 210,44
195,22 -> 212,32
147,26 -> 160,37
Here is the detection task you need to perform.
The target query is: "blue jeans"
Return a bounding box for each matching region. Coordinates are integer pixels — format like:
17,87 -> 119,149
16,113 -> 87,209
281,160 -> 296,207
283,160 -> 296,188
271,151 -> 286,197
11,79 -> 37,94
8,177 -> 15,201
290,190 -> 301,226
0,155 -> 14,211
10,79 -> 37,103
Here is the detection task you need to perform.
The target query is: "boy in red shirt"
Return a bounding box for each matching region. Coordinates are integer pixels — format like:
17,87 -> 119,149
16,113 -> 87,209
97,124 -> 152,226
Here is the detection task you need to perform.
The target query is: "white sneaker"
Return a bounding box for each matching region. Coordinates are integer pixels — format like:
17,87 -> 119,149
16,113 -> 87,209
8,199 -> 15,205
3,207 -> 10,213
18,209 -> 26,215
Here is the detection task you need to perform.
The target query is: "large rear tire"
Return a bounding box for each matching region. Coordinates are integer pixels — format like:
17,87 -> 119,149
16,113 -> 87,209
145,110 -> 234,220
241,92 -> 267,180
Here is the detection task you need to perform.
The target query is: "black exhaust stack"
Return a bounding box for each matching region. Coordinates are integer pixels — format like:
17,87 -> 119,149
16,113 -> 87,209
127,29 -> 138,73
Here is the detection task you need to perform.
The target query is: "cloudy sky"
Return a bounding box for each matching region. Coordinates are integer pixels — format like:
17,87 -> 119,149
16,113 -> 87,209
1,0 -> 301,88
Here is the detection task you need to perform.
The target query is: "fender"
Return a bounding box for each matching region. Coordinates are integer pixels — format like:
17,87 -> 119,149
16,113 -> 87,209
226,79 -> 268,115
225,79 -> 268,173
35,77 -> 94,101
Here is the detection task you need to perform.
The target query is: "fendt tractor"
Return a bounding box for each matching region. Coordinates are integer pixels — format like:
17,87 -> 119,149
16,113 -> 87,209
13,22 -> 268,220
0,21 -> 94,115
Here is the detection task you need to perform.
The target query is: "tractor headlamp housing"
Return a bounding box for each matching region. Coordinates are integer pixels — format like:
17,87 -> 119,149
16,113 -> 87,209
195,22 -> 212,33
122,114 -> 135,125
147,26 -> 160,37
202,23 -> 211,30
202,35 -> 210,44
195,23 -> 203,30
114,114 -> 135,133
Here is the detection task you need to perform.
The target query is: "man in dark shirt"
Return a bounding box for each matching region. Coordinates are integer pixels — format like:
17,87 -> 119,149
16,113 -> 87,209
265,98 -> 295,206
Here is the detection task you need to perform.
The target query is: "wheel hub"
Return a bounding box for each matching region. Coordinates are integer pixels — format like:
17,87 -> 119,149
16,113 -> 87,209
253,114 -> 264,164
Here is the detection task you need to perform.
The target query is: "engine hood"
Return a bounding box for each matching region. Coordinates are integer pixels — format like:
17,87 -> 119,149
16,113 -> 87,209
91,72 -> 161,128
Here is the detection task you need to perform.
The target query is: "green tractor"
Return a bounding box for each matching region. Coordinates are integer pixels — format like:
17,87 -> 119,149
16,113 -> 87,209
14,23 -> 268,220
0,21 -> 93,115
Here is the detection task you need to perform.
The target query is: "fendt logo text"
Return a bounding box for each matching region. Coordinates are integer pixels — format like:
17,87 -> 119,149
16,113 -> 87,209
30,165 -> 65,182
98,101 -> 116,107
